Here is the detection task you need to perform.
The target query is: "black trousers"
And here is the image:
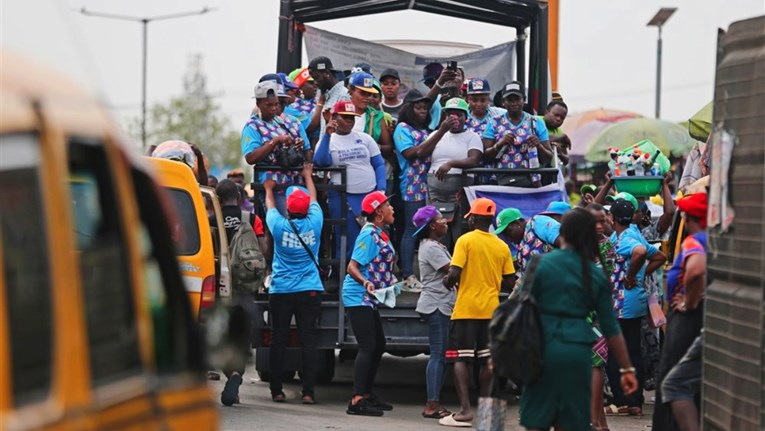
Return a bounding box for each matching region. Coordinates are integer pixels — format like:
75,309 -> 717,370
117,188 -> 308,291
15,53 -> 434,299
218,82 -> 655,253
652,305 -> 704,431
606,317 -> 645,407
347,307 -> 386,396
222,294 -> 257,379
269,291 -> 322,396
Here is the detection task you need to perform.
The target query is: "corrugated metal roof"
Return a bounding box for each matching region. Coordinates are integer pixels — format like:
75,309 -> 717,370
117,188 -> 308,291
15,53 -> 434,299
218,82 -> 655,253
288,0 -> 545,29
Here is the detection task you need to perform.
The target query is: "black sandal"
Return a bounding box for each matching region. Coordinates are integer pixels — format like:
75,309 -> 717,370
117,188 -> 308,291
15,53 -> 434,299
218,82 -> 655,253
271,392 -> 287,403
422,408 -> 451,419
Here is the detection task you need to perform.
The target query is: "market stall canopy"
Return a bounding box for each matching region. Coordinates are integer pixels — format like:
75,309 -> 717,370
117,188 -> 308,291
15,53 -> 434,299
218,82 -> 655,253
563,108 -> 642,134
585,118 -> 697,162
688,101 -> 712,141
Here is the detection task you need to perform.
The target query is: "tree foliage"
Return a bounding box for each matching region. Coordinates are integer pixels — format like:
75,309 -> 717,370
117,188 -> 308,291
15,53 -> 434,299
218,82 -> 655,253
132,54 -> 244,170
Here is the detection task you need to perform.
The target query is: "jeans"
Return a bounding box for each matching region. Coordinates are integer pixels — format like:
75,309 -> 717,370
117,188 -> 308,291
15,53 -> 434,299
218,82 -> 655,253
425,310 -> 450,401
400,200 -> 426,278
268,290 -> 322,396
347,306 -> 386,396
606,317 -> 644,407
328,190 -> 367,261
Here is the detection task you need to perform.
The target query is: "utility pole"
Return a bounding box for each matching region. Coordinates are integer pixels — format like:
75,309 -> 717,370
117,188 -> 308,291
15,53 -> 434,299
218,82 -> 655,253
79,6 -> 215,149
647,7 -> 677,119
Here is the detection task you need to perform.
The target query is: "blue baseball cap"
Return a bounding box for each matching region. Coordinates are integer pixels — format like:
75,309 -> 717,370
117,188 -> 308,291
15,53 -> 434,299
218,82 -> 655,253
348,72 -> 379,94
467,78 -> 491,95
277,72 -> 299,90
540,201 -> 571,216
258,73 -> 288,97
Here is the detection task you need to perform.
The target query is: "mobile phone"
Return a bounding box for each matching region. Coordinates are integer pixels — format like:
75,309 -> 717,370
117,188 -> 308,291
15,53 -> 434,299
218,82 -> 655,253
447,61 -> 457,71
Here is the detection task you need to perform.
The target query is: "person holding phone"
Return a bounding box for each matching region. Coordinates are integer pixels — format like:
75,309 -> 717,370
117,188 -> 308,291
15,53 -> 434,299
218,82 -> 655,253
425,98 -> 483,249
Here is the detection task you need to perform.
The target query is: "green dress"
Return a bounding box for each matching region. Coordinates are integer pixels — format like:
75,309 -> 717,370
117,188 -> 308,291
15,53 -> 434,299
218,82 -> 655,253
519,248 -> 620,431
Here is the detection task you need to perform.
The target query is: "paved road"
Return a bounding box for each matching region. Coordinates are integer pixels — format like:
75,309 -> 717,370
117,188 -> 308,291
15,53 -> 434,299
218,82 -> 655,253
212,352 -> 653,430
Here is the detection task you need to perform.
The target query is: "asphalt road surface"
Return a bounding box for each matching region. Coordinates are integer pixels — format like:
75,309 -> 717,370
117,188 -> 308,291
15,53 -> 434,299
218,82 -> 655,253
212,352 -> 653,430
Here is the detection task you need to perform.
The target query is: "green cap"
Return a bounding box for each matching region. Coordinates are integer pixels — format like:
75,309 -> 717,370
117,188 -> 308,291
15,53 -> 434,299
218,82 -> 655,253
443,97 -> 469,113
580,184 -> 596,195
614,192 -> 638,213
494,208 -> 524,235
373,79 -> 382,93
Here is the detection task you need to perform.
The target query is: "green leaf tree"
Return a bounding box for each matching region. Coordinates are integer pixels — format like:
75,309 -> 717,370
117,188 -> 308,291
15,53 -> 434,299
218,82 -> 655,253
134,54 -> 244,171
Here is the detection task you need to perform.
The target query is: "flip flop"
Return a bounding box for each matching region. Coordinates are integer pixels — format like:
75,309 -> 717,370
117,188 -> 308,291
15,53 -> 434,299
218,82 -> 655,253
438,413 -> 472,427
422,408 -> 452,419
603,404 -> 628,415
271,392 -> 287,403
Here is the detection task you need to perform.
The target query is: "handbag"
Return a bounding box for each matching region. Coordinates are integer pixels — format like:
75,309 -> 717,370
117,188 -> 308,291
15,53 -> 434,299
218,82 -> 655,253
476,377 -> 507,431
287,219 -> 331,281
273,118 -> 305,168
489,254 -> 544,385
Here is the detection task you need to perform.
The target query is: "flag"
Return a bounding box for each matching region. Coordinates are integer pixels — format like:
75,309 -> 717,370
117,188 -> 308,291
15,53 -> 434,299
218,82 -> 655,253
463,181 -> 568,222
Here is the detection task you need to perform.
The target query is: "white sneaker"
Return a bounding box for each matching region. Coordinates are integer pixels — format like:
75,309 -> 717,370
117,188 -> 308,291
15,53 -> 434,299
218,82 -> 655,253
402,275 -> 423,293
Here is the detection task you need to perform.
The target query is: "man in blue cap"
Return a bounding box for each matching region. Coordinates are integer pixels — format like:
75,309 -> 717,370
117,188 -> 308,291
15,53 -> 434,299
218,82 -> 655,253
515,201 -> 570,286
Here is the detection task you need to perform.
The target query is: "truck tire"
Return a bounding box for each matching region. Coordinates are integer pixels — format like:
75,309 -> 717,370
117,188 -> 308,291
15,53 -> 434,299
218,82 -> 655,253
298,349 -> 335,384
257,370 -> 296,383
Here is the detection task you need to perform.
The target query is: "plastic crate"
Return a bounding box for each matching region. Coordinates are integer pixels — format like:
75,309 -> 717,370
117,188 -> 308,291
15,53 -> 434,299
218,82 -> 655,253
612,176 -> 663,197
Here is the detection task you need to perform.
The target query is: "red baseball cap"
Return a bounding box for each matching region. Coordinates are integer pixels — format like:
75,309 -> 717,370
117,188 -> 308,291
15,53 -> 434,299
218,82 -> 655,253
361,191 -> 389,215
286,186 -> 310,216
331,100 -> 361,116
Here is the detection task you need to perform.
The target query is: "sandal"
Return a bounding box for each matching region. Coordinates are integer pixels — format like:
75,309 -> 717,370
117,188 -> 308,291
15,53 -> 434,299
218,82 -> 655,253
422,408 -> 452,419
301,395 -> 316,405
271,392 -> 287,403
603,404 -> 629,415
627,407 -> 643,416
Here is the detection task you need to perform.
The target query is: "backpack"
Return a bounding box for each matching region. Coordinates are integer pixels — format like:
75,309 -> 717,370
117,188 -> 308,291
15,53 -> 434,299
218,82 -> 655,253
229,211 -> 266,294
488,254 -> 544,385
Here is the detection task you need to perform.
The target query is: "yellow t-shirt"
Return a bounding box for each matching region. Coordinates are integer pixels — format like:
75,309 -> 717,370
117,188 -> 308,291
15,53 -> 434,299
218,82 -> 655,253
450,230 -> 515,320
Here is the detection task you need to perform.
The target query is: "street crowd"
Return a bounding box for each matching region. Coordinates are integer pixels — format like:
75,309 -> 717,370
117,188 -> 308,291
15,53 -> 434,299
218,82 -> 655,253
151,55 -> 710,431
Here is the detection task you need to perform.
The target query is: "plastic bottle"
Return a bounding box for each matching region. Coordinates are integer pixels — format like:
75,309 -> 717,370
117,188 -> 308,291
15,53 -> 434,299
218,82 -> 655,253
626,158 -> 635,176
651,163 -> 660,176
528,145 -> 540,169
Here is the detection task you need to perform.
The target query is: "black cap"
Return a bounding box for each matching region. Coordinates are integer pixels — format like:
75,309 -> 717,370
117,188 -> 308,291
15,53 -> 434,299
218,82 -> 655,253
308,56 -> 337,72
611,199 -> 636,225
380,68 -> 400,81
403,89 -> 431,105
502,80 -> 526,99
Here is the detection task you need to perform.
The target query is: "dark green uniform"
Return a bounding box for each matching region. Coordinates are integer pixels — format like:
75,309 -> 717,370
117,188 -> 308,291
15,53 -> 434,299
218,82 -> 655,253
520,248 -> 620,431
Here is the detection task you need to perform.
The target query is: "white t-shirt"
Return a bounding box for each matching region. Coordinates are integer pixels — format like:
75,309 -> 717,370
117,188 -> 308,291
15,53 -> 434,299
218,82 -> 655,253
353,113 -> 367,133
428,130 -> 484,175
321,131 -> 381,193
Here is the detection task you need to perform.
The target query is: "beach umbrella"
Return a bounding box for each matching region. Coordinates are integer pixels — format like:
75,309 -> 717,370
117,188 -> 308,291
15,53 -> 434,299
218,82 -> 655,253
584,118 -> 697,162
569,120 -> 614,163
563,108 -> 642,134
688,101 -> 712,141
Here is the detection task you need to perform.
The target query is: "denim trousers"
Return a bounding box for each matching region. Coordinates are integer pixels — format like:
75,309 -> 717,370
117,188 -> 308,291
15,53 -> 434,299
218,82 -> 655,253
328,190 -> 366,261
400,200 -> 426,278
425,310 -> 451,401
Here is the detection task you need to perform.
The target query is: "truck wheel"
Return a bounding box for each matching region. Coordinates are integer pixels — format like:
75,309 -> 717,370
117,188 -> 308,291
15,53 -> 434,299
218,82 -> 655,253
298,350 -> 335,384
316,350 -> 335,384
257,370 -> 296,382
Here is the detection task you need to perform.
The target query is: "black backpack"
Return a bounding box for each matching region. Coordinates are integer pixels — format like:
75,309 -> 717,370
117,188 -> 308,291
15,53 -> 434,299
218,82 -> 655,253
489,254 -> 544,385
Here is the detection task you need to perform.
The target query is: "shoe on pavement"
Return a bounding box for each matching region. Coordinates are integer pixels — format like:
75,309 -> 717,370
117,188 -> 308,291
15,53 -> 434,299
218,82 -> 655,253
221,373 -> 242,406
346,399 -> 383,417
366,394 -> 393,411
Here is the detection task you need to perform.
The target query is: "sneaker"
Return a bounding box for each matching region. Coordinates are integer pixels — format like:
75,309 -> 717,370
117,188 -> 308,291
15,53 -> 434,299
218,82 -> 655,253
221,372 -> 242,406
366,394 -> 393,411
346,399 -> 384,416
402,275 -> 423,293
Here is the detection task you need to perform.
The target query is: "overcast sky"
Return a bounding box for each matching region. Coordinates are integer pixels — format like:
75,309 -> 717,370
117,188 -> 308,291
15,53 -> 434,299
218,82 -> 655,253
4,0 -> 763,149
